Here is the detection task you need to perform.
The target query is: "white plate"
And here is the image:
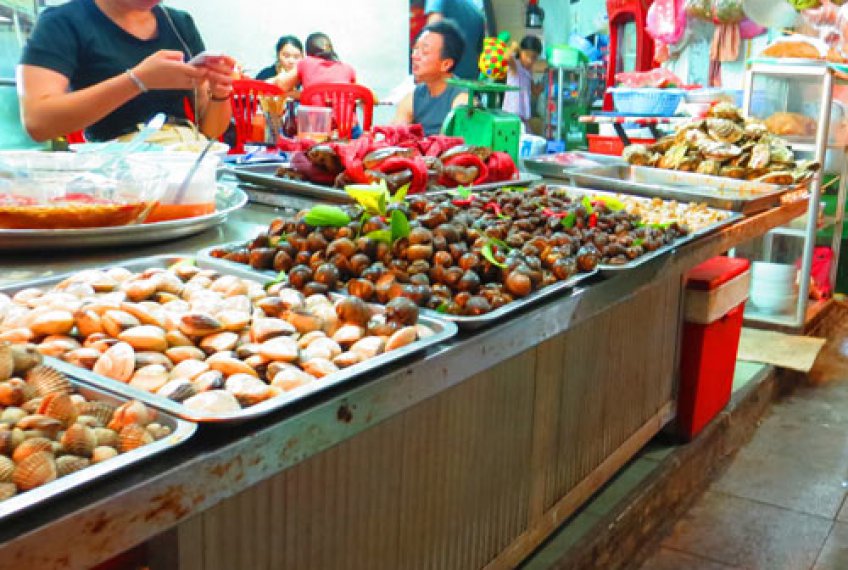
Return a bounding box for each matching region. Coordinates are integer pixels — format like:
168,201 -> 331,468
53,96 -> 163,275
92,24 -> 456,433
0,186 -> 247,250
69,142 -> 164,153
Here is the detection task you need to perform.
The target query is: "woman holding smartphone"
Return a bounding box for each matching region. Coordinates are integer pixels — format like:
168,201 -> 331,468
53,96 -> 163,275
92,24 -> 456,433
18,0 -> 235,142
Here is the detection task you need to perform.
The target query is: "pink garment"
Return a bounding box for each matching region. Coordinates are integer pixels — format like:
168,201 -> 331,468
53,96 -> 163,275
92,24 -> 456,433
502,63 -> 531,122
297,56 -> 356,89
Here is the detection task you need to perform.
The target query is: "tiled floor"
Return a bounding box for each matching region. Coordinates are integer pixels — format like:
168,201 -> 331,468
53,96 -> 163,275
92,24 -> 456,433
640,318 -> 848,570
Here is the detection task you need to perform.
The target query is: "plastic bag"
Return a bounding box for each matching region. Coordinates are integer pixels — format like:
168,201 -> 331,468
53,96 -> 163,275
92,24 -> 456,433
713,0 -> 745,23
615,68 -> 686,88
647,0 -> 687,44
685,0 -> 713,21
478,33 -> 511,81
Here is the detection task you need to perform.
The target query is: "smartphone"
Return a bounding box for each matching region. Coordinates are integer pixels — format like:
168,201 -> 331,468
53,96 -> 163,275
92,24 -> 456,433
188,51 -> 226,66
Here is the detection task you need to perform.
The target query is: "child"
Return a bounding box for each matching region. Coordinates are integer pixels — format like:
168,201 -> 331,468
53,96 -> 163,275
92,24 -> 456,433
502,35 -> 543,129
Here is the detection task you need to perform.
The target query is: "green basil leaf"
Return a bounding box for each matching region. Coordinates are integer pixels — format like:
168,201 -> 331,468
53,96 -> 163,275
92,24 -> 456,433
346,181 -> 389,216
390,209 -> 410,243
481,241 -> 508,268
455,185 -> 472,199
581,196 -> 594,213
264,269 -> 287,290
366,229 -> 393,245
435,301 -> 450,314
591,195 -> 625,211
561,212 -> 576,229
392,183 -> 410,203
303,205 -> 351,228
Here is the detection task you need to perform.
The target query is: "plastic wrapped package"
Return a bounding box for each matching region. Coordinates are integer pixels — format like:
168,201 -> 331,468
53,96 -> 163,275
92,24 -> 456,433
712,0 -> 745,23
685,0 -> 713,21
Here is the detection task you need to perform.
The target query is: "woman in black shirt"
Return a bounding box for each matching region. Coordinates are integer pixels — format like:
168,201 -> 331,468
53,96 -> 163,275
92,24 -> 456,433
255,35 -> 303,81
19,0 -> 235,142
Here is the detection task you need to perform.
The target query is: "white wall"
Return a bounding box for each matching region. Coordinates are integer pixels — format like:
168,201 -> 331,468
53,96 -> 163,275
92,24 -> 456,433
166,0 -> 408,123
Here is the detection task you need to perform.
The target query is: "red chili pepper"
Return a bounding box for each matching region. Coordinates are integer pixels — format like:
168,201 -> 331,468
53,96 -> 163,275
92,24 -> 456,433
484,201 -> 502,215
589,213 -> 598,228
542,207 -> 567,219
451,198 -> 474,207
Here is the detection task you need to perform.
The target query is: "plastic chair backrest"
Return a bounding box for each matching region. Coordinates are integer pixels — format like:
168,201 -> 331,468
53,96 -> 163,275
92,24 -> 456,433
299,82 -> 374,140
230,79 -> 284,154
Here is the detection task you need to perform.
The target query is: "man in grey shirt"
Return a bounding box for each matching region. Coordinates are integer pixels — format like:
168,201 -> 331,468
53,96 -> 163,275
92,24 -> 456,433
425,0 -> 485,80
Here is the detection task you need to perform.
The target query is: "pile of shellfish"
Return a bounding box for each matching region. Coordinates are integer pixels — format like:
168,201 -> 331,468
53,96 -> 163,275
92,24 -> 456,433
0,341 -> 166,499
0,265 -> 433,415
622,103 -> 819,184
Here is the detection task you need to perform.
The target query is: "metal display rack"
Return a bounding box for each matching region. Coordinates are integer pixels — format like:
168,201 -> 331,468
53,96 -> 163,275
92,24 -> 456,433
741,59 -> 848,328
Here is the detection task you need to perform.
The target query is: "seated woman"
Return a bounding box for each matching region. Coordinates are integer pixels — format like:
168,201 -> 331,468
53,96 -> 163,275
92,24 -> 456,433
271,32 -> 356,91
255,35 -> 303,81
18,0 -> 235,142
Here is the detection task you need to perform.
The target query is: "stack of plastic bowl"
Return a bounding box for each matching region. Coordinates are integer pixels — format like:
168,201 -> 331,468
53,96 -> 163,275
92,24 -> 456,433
748,261 -> 798,315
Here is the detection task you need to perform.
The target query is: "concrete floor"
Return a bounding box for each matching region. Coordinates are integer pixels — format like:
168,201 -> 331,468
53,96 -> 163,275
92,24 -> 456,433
639,315 -> 848,570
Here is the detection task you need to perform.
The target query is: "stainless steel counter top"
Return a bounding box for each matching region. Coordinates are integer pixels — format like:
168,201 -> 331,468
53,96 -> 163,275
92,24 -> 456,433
0,183 -> 808,569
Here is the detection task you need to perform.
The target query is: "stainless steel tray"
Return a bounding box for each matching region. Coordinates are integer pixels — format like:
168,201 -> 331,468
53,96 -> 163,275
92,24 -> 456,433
197,244 -> 599,331
226,163 -> 540,204
0,370 -> 196,520
0,186 -> 248,250
544,185 -> 742,274
568,165 -> 795,215
523,152 -> 627,180
0,256 -> 457,423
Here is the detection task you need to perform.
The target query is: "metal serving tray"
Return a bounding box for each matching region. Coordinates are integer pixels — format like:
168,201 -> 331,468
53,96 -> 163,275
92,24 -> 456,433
225,163 -> 540,204
0,186 -> 248,250
568,165 -> 795,215
197,244 -> 599,331
0,370 -> 195,520
523,152 -> 627,180
0,256 -> 457,423
544,185 -> 742,274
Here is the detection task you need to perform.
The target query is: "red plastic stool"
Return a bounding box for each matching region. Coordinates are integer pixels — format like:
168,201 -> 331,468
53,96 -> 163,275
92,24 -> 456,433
677,256 -> 751,440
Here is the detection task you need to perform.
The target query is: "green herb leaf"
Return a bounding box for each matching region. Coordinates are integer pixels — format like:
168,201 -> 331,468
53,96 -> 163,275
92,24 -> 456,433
497,212 -> 509,220
390,209 -> 410,243
633,238 -> 644,247
303,205 -> 351,227
366,229 -> 393,245
581,196 -> 594,213
268,234 -> 285,247
345,180 -> 390,216
591,195 -> 625,211
481,240 -> 508,268
455,185 -> 472,199
435,301 -> 450,314
391,183 -> 410,203
561,212 -> 576,229
264,269 -> 287,290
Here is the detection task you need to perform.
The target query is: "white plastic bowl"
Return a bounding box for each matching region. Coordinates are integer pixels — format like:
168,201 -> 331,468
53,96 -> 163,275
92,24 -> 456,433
751,261 -> 797,283
749,290 -> 797,315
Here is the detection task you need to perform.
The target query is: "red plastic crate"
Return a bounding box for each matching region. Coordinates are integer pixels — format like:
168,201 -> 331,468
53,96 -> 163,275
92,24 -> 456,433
586,134 -> 656,156
676,257 -> 750,440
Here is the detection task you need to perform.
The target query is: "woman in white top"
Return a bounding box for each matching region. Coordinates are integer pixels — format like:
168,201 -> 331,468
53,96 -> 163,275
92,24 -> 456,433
502,35 -> 542,128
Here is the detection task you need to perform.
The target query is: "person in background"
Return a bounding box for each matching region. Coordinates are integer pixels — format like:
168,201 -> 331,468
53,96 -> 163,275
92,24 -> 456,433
18,0 -> 234,142
256,35 -> 303,81
271,32 -> 356,91
502,35 -> 543,129
424,0 -> 485,80
393,19 -> 468,135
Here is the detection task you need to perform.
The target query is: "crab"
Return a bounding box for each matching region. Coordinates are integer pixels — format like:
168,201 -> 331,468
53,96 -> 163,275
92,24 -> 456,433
622,144 -> 657,167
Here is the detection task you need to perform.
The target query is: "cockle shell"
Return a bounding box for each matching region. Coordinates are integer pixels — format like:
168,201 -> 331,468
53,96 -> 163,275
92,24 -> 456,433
16,415 -> 62,437
0,407 -> 27,426
118,423 -> 153,453
108,400 -> 155,431
0,342 -> 13,382
93,427 -> 119,449
0,429 -> 24,455
118,325 -> 167,352
225,374 -> 274,406
12,437 -> 53,463
0,482 -> 16,501
37,393 -> 78,427
0,382 -> 25,407
93,342 -> 135,383
13,451 -> 56,491
91,446 -> 118,464
183,390 -> 241,414
61,423 -> 97,457
26,365 -> 73,397
56,455 -> 90,477
0,455 -> 15,482
75,401 -> 116,428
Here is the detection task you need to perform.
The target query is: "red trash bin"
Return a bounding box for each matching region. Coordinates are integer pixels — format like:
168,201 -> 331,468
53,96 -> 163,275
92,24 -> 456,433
676,256 -> 751,440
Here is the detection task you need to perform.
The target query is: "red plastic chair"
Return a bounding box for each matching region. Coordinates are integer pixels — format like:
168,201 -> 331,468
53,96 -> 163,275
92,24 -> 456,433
229,78 -> 284,154
65,130 -> 86,144
299,83 -> 374,140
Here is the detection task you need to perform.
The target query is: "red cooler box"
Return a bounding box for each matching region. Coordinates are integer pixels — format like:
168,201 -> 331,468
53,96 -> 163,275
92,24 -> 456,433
677,256 -> 751,440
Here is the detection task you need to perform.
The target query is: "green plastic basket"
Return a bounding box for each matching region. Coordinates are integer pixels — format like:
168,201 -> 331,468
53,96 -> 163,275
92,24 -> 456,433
547,45 -> 588,68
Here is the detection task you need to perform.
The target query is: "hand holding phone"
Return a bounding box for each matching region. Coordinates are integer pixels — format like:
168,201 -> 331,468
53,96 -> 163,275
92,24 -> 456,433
188,51 -> 226,67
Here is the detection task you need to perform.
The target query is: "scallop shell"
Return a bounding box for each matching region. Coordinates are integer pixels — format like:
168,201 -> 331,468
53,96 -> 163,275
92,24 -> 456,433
62,422 -> 97,456
118,423 -> 154,453
118,325 -> 167,352
156,378 -> 196,402
0,482 -> 15,501
75,401 -> 116,428
386,327 -> 418,351
92,342 -> 136,383
300,357 -> 338,379
56,455 -> 91,477
26,365 -> 73,397
93,427 -> 119,449
91,446 -> 119,464
225,374 -> 274,407
37,393 -> 78,427
108,400 -> 155,431
183,390 -> 241,414
12,437 -> 53,463
0,455 -> 15,482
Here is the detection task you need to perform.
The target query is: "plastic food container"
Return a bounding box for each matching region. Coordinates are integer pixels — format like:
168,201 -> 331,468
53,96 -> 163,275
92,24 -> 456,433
296,105 -> 332,142
132,151 -> 220,223
609,88 -> 684,116
0,151 -> 166,229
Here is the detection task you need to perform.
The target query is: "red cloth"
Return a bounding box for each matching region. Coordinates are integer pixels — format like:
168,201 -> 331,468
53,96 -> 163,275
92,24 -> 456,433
485,152 -> 518,182
372,124 -> 425,145
297,56 -> 356,89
